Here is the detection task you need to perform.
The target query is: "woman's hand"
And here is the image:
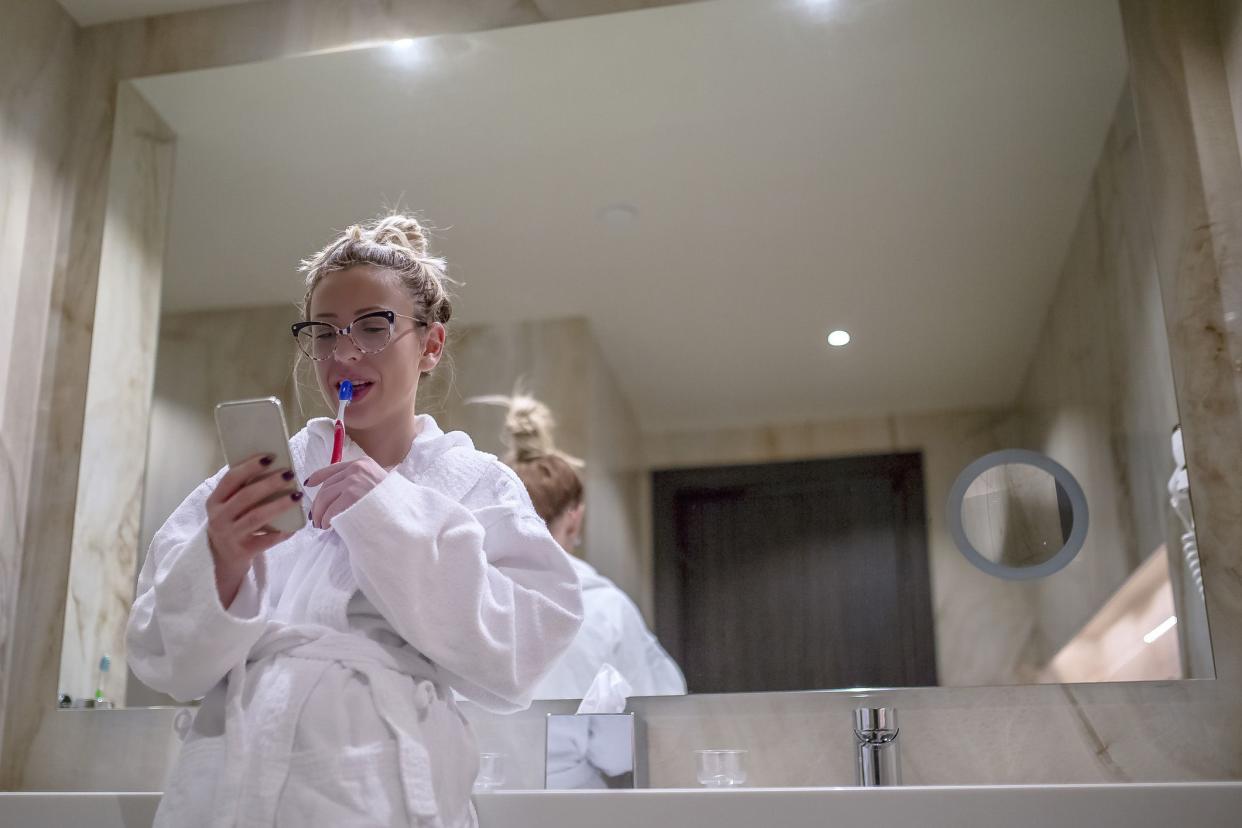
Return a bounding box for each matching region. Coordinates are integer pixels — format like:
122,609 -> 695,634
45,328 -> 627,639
206,454 -> 303,607
305,457 -> 389,530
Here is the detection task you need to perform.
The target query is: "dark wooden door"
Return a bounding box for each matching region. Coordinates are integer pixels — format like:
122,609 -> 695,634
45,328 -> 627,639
653,453 -> 936,693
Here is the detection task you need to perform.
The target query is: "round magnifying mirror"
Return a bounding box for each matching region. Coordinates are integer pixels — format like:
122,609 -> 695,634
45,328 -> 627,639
947,450 -> 1088,580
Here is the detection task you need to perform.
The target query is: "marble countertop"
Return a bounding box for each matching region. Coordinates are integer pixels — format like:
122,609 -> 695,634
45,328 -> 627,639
7,782 -> 1238,828
473,782 -> 1242,828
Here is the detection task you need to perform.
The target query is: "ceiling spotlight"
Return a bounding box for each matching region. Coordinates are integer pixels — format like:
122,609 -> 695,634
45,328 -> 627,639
597,203 -> 639,230
827,330 -> 851,347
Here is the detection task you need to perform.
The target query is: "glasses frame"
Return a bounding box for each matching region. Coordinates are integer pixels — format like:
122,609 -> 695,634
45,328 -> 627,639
290,310 -> 427,361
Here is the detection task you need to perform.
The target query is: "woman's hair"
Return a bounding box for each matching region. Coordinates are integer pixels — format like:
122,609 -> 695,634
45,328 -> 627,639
293,214 -> 454,414
469,392 -> 584,524
298,213 -> 454,328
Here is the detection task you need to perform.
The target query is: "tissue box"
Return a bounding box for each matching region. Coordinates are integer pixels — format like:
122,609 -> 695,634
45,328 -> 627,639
545,713 -> 639,789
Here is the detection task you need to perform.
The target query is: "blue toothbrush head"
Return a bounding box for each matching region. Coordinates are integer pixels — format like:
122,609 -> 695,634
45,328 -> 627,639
339,380 -> 353,402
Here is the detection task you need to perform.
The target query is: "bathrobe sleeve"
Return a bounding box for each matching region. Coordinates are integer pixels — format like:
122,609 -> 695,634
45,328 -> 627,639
611,597 -> 687,697
333,464 -> 584,712
126,468 -> 270,702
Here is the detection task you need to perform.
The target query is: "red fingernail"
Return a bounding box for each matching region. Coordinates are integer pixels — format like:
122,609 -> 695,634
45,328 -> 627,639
282,470 -> 295,481
291,491 -> 303,501
260,456 -> 274,466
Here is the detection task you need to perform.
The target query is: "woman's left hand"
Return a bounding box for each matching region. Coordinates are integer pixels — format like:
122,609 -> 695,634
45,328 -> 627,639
305,458 -> 389,530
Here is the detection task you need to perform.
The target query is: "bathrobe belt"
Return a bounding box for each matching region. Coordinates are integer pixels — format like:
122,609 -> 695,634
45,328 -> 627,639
214,627 -> 448,828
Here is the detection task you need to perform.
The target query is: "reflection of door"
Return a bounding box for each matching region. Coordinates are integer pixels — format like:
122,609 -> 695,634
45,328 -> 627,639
653,453 -> 936,693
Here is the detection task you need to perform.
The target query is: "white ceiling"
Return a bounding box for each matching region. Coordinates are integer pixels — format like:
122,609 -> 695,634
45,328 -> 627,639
56,0 -> 259,25
135,0 -> 1128,433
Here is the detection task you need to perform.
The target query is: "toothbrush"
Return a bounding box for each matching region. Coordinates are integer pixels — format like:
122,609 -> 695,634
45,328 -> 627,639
330,380 -> 352,464
94,654 -> 110,706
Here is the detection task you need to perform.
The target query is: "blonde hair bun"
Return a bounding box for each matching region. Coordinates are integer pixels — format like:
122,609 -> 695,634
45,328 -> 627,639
468,391 -> 584,469
300,212 -> 453,325
364,214 -> 430,259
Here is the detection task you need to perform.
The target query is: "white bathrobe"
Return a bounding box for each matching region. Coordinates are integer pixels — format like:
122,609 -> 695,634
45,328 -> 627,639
531,556 -> 685,700
127,415 -> 583,828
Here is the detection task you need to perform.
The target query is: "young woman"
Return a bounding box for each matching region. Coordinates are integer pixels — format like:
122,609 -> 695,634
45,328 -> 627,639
476,393 -> 685,700
127,215 -> 583,828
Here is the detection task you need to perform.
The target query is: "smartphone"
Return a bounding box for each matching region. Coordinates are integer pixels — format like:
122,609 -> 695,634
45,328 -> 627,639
214,396 -> 306,534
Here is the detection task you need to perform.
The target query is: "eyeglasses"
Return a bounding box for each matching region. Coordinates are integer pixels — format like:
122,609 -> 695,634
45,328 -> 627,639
291,310 -> 426,361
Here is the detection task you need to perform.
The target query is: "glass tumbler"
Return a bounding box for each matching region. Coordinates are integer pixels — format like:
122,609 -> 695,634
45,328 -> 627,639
695,749 -> 748,787
473,752 -> 506,792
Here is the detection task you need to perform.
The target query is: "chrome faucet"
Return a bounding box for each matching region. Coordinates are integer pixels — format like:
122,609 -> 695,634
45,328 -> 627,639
854,707 -> 901,786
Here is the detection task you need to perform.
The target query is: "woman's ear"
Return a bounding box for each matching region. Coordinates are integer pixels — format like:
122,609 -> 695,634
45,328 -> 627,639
419,322 -> 447,373
568,502 -> 586,545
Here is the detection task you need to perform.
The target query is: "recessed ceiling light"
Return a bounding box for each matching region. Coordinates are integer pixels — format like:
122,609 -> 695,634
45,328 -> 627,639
386,37 -> 433,68
597,203 -> 639,230
827,330 -> 851,347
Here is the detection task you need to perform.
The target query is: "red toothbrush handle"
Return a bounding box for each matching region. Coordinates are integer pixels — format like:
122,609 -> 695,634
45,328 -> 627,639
330,421 -> 345,464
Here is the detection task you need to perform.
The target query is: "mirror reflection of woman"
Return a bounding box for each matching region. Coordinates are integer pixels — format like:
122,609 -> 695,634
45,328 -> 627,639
126,215 -> 583,828
475,393 -> 686,699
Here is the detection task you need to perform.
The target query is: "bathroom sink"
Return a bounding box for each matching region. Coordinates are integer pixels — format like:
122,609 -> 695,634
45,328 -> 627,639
473,782 -> 1242,828
5,783 -> 1239,827
0,792 -> 160,827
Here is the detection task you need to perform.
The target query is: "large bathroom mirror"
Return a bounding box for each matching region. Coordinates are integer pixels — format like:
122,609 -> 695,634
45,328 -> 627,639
58,0 -> 1216,708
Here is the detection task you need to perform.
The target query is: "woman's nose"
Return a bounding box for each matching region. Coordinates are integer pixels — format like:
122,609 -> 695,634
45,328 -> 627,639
334,334 -> 364,361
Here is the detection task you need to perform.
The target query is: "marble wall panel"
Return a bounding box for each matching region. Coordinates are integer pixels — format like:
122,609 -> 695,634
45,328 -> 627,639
138,305 -> 302,565
1014,88 -> 1185,663
58,84 -> 174,705
582,328 -> 649,617
1124,0 -> 1242,689
1219,0 -> 1242,162
0,0 -> 80,772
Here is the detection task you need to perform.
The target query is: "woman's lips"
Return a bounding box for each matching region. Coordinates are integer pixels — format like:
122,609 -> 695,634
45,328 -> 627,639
335,380 -> 375,403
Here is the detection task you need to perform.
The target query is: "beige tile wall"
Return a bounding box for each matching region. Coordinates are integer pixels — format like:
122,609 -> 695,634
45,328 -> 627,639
1014,89 -> 1184,664
59,84 -> 175,706
0,0 -> 81,778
